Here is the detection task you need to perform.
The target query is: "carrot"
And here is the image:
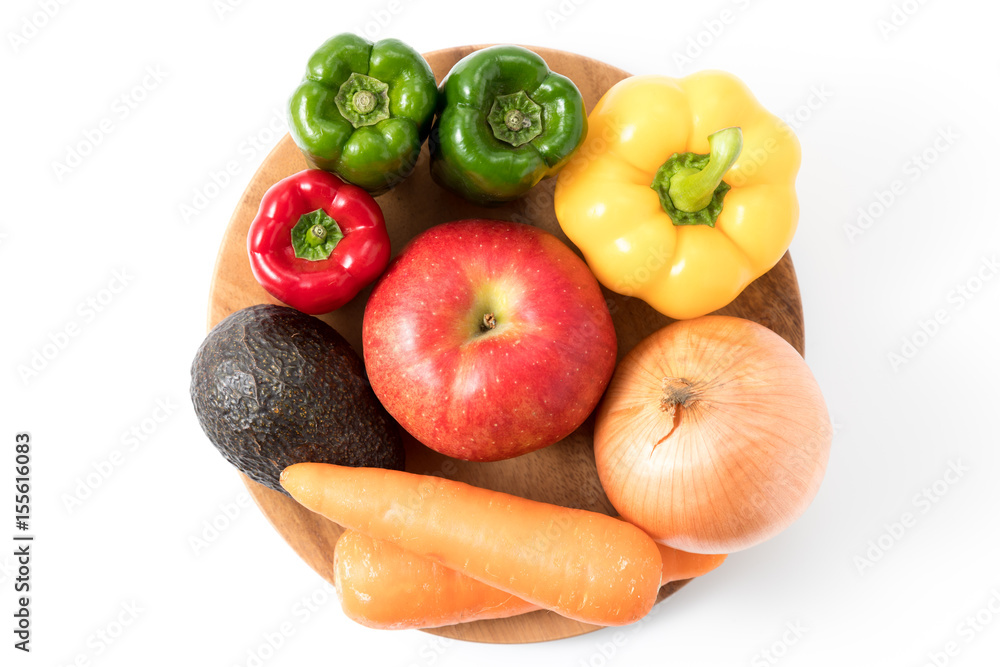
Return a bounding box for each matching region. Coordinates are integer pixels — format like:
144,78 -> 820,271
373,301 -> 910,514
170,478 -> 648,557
334,530 -> 538,629
281,463 -> 663,626
657,544 -> 727,582
335,529 -> 727,630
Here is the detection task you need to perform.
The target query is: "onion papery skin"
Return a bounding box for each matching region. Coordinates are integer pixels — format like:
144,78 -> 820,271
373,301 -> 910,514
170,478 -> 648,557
594,316 -> 832,554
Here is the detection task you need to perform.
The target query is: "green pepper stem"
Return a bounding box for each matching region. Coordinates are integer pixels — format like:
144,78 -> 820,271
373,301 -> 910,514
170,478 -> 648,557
353,90 -> 376,114
504,109 -> 526,132
487,91 -> 543,147
667,127 -> 743,213
335,73 -> 390,129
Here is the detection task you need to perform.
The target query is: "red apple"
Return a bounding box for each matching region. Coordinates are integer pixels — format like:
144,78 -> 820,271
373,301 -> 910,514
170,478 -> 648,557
362,219 -> 616,462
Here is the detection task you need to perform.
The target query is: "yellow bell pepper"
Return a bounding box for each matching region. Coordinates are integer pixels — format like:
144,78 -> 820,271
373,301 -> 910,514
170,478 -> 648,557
553,72 -> 800,320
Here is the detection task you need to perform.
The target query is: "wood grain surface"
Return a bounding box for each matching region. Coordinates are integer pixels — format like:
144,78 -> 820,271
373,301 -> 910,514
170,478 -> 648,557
206,45 -> 805,644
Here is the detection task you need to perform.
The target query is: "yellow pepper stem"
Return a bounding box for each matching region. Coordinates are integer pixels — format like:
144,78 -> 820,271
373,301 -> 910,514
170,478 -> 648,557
668,127 -> 743,212
650,127 -> 742,227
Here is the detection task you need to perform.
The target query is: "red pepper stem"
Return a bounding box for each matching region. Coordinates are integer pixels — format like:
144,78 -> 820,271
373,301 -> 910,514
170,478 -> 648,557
307,224 -> 328,246
291,209 -> 344,261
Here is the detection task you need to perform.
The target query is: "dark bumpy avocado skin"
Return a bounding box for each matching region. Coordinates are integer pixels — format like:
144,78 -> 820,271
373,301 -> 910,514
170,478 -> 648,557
191,304 -> 403,494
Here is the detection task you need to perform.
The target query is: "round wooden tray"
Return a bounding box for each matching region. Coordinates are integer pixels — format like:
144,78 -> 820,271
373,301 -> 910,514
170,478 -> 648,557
206,45 -> 804,644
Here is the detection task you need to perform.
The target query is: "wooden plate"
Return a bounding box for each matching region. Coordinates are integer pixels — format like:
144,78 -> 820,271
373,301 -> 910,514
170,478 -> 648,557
206,45 -> 805,644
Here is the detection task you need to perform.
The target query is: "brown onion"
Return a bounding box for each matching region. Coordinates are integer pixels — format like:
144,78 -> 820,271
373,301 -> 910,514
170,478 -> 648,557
594,316 -> 832,553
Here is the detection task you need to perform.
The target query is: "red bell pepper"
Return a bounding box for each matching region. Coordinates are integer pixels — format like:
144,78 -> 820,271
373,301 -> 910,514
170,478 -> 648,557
247,169 -> 391,314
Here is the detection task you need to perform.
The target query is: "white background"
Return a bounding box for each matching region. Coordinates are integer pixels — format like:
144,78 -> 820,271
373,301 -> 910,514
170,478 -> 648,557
3,0 -> 999,665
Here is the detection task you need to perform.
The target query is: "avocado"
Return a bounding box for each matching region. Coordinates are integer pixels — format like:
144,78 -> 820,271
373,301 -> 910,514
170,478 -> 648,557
190,304 -> 403,493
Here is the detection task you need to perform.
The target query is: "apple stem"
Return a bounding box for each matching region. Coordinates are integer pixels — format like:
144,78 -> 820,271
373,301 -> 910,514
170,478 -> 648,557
481,313 -> 497,332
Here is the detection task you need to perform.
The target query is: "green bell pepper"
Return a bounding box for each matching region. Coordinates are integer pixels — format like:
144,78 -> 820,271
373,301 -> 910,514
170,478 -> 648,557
430,45 -> 588,205
288,34 -> 438,195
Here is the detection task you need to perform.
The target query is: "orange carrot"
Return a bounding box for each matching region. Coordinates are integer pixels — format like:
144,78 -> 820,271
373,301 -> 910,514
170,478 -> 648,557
281,463 -> 662,626
335,529 -> 726,630
656,542 -> 726,586
657,543 -> 727,582
334,530 -> 538,629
